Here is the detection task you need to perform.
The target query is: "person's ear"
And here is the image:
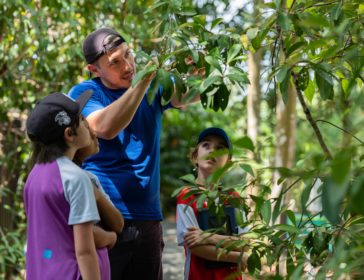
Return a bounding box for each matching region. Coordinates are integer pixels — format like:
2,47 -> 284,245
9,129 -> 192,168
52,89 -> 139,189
190,148 -> 198,166
64,127 -> 74,143
87,64 -> 100,76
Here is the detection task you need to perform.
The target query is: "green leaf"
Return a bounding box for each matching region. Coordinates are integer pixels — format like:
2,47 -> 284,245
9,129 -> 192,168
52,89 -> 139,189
246,28 -> 259,40
301,180 -> 315,211
276,65 -> 289,83
235,136 -> 254,152
296,67 -> 309,91
131,64 -> 158,87
227,44 -> 242,64
250,195 -> 264,213
285,210 -> 296,226
190,49 -> 199,64
147,76 -> 160,105
210,161 -> 233,183
304,78 -> 315,102
217,84 -> 229,111
196,193 -> 207,210
199,74 -> 222,93
158,68 -> 173,103
193,15 -> 206,26
322,178 -> 347,224
290,263 -> 304,280
211,18 -> 223,30
286,41 -> 306,56
226,73 -> 249,85
300,13 -> 330,28
350,176 -> 364,215
277,12 -> 291,31
239,164 -> 254,177
175,9 -> 197,16
331,149 -> 351,184
247,251 -> 261,274
171,186 -> 187,198
272,192 -> 283,223
205,56 -> 222,73
261,200 -> 271,224
280,71 -> 291,104
274,224 -> 300,234
179,174 -> 196,185
135,50 -> 152,62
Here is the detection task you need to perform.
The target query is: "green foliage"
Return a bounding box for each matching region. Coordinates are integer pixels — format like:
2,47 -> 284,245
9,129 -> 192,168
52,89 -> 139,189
1,0 -> 364,278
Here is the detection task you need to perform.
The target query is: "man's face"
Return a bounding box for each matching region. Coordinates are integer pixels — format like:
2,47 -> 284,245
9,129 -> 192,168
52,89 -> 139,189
91,42 -> 136,89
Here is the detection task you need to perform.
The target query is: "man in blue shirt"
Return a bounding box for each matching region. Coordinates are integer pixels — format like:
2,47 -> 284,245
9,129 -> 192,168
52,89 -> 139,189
69,28 -> 196,280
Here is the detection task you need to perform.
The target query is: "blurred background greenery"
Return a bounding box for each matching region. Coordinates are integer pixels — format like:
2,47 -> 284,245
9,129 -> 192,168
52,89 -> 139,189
1,0 -> 364,278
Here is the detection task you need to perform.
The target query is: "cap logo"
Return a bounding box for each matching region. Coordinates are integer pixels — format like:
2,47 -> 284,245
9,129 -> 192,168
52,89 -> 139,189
55,111 -> 71,126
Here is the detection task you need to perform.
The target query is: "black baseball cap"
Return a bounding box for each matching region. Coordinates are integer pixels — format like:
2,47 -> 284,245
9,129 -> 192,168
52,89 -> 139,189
83,28 -> 125,64
26,90 -> 93,145
198,127 -> 232,155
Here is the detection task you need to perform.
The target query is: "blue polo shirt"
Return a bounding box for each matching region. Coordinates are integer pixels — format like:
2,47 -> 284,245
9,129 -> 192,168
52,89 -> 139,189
69,78 -> 172,220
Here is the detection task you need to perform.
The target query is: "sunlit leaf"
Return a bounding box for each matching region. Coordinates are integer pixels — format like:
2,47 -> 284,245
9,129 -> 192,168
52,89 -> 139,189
304,78 -> 315,102
277,12 -> 291,31
274,224 -> 300,234
205,56 -> 222,73
239,164 -> 254,177
261,200 -> 271,224
179,174 -> 196,185
235,136 -> 254,152
131,64 -> 158,88
227,44 -> 242,64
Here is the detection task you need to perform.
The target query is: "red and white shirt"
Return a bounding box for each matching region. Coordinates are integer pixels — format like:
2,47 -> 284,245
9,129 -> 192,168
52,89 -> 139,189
176,187 -> 244,280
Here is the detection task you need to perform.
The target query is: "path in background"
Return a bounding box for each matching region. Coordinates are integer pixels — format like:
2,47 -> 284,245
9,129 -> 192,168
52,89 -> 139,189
162,217 -> 184,280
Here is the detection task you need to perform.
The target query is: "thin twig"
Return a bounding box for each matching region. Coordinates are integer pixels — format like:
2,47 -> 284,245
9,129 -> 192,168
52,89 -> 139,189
316,119 -> 364,145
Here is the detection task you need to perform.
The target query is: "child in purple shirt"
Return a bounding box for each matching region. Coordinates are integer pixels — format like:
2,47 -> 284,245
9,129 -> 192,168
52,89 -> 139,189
24,91 -> 106,279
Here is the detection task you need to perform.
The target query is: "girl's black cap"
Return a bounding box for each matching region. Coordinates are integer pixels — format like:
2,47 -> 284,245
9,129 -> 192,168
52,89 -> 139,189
26,90 -> 93,144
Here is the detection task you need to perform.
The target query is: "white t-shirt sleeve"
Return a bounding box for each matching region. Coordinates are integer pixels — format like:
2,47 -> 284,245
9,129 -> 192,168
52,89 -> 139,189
58,157 -> 100,225
176,204 -> 199,246
87,172 -> 113,204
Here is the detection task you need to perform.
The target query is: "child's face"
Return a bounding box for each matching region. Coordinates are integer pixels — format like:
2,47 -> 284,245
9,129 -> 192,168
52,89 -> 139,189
76,127 -> 99,160
195,135 -> 230,175
74,116 -> 93,149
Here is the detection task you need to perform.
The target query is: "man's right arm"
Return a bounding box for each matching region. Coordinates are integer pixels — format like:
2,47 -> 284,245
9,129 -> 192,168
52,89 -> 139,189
87,73 -> 154,140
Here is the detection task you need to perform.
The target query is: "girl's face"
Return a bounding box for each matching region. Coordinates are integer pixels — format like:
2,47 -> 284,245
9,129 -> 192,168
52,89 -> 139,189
76,126 -> 99,160
194,135 -> 230,177
73,116 -> 93,149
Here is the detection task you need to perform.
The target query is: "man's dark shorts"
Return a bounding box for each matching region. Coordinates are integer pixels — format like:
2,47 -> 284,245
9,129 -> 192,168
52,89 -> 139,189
109,220 -> 164,280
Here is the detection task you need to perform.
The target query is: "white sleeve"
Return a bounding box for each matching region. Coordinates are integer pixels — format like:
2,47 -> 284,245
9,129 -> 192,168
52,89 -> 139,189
87,172 -> 113,204
58,158 -> 100,225
176,204 -> 199,246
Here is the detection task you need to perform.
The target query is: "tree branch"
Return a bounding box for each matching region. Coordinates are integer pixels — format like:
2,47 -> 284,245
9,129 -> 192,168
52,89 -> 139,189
291,71 -> 333,160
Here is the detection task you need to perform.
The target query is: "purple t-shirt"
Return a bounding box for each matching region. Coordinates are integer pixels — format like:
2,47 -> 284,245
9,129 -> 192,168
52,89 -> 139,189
24,156 -> 109,280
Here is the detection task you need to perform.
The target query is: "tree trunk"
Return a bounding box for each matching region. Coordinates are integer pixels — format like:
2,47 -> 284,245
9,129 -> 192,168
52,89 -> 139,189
271,80 -> 297,277
246,49 -> 262,213
246,0 -> 263,217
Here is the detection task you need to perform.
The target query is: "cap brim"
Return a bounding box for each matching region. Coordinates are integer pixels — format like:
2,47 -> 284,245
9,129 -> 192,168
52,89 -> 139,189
76,89 -> 93,114
198,127 -> 232,152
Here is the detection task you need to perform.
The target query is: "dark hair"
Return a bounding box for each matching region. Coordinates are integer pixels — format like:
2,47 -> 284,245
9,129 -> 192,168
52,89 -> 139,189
29,117 -> 80,166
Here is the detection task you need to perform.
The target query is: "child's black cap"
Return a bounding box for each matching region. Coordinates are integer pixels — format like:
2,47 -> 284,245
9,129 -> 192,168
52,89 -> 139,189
83,28 -> 125,64
26,90 -> 93,144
